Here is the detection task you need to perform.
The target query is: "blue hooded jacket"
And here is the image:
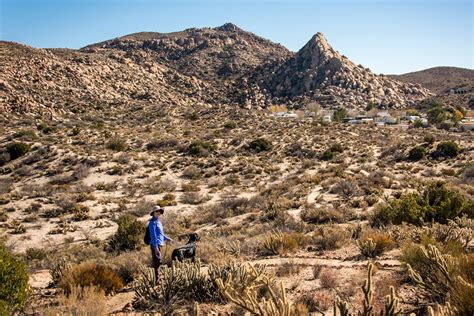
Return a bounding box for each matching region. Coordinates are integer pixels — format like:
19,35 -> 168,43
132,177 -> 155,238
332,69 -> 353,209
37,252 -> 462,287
148,217 -> 169,247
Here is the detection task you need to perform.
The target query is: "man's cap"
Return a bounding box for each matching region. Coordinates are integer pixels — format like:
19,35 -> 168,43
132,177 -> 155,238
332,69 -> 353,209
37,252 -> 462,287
150,205 -> 164,216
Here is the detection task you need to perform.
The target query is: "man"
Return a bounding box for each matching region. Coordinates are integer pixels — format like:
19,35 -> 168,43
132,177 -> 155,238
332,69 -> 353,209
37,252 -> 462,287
148,206 -> 173,282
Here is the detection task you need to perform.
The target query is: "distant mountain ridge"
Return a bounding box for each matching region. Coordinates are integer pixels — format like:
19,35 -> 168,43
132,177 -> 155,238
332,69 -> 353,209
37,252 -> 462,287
391,67 -> 474,109
0,23 -> 446,117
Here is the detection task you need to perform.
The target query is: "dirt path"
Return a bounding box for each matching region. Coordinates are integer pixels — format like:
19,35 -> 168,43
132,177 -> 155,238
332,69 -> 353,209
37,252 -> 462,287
247,256 -> 401,269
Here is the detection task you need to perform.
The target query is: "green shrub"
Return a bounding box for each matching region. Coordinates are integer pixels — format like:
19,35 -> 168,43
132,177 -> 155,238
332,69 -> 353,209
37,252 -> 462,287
37,122 -> 58,134
407,146 -> 427,161
108,215 -> 144,253
371,182 -> 470,226
332,108 -> 347,122
321,143 -> 344,161
0,245 -> 29,314
427,103 -> 448,125
106,138 -> 128,151
6,142 -> 30,160
59,261 -> 124,295
248,138 -> 272,152
432,141 -> 460,159
223,121 -> 237,129
188,140 -> 216,156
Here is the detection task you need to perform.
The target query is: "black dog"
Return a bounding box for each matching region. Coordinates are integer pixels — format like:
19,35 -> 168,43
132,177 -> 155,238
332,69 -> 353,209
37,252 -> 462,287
171,233 -> 199,262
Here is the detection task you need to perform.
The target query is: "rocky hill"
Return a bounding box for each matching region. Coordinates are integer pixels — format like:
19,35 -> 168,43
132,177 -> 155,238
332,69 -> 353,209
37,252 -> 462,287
1,23 -> 433,117
390,67 -> 474,108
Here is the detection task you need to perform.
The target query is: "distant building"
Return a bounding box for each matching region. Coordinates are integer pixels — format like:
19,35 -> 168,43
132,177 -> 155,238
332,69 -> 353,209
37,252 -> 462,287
375,112 -> 397,125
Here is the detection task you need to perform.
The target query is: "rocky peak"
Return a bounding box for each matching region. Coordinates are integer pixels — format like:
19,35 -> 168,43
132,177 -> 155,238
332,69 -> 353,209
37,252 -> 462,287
214,23 -> 242,32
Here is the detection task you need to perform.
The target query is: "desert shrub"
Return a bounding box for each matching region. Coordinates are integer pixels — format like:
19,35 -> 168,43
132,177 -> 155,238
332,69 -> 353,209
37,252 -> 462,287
146,138 -> 178,151
427,103 -> 448,125
332,108 -> 347,122
180,192 -> 207,205
312,226 -> 349,250
357,232 -> 395,258
41,286 -> 106,316
321,143 -> 344,161
182,165 -> 202,179
188,140 -> 216,156
300,205 -> 345,224
157,193 -> 177,207
106,138 -> 128,151
331,180 -> 361,200
319,268 -> 339,289
128,199 -> 155,217
6,142 -> 30,160
223,120 -> 237,129
259,230 -> 308,256
112,250 -> 145,284
59,261 -> 124,295
407,146 -> 427,161
0,245 -> 29,314
248,138 -> 272,152
432,141 -> 460,159
25,247 -> 48,261
12,129 -> 37,140
371,181 -> 471,226
154,178 -> 177,194
423,133 -> 435,144
108,215 -> 144,253
37,122 -> 58,134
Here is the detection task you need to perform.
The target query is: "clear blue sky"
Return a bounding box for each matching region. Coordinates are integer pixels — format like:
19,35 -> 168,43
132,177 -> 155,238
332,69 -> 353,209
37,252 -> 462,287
1,0 -> 472,74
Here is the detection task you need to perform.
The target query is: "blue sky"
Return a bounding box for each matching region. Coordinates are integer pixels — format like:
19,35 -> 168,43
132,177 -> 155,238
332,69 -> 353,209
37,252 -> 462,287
1,0 -> 472,74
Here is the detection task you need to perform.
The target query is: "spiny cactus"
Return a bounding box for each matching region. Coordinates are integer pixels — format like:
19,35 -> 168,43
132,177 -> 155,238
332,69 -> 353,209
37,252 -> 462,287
407,245 -> 454,301
261,229 -> 285,255
208,261 -> 266,296
135,259 -> 214,312
427,302 -> 456,316
135,260 -> 267,312
215,267 -> 291,316
49,257 -> 71,285
407,244 -> 473,314
333,263 -> 400,316
216,240 -> 242,258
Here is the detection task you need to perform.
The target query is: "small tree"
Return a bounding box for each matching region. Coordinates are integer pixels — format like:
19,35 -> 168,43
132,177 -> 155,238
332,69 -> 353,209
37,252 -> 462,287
108,215 -> 144,253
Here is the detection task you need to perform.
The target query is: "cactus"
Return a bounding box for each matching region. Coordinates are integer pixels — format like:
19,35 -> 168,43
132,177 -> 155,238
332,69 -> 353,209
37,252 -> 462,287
333,263 -> 400,316
406,245 -> 454,301
49,257 -> 71,285
261,230 -> 285,255
135,260 -> 267,312
216,240 -> 242,258
208,261 -> 266,296
427,303 -> 456,316
215,268 -> 291,316
407,244 -> 473,314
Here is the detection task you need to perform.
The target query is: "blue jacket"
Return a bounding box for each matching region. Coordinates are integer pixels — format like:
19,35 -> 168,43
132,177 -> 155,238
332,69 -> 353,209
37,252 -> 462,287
148,217 -> 169,247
